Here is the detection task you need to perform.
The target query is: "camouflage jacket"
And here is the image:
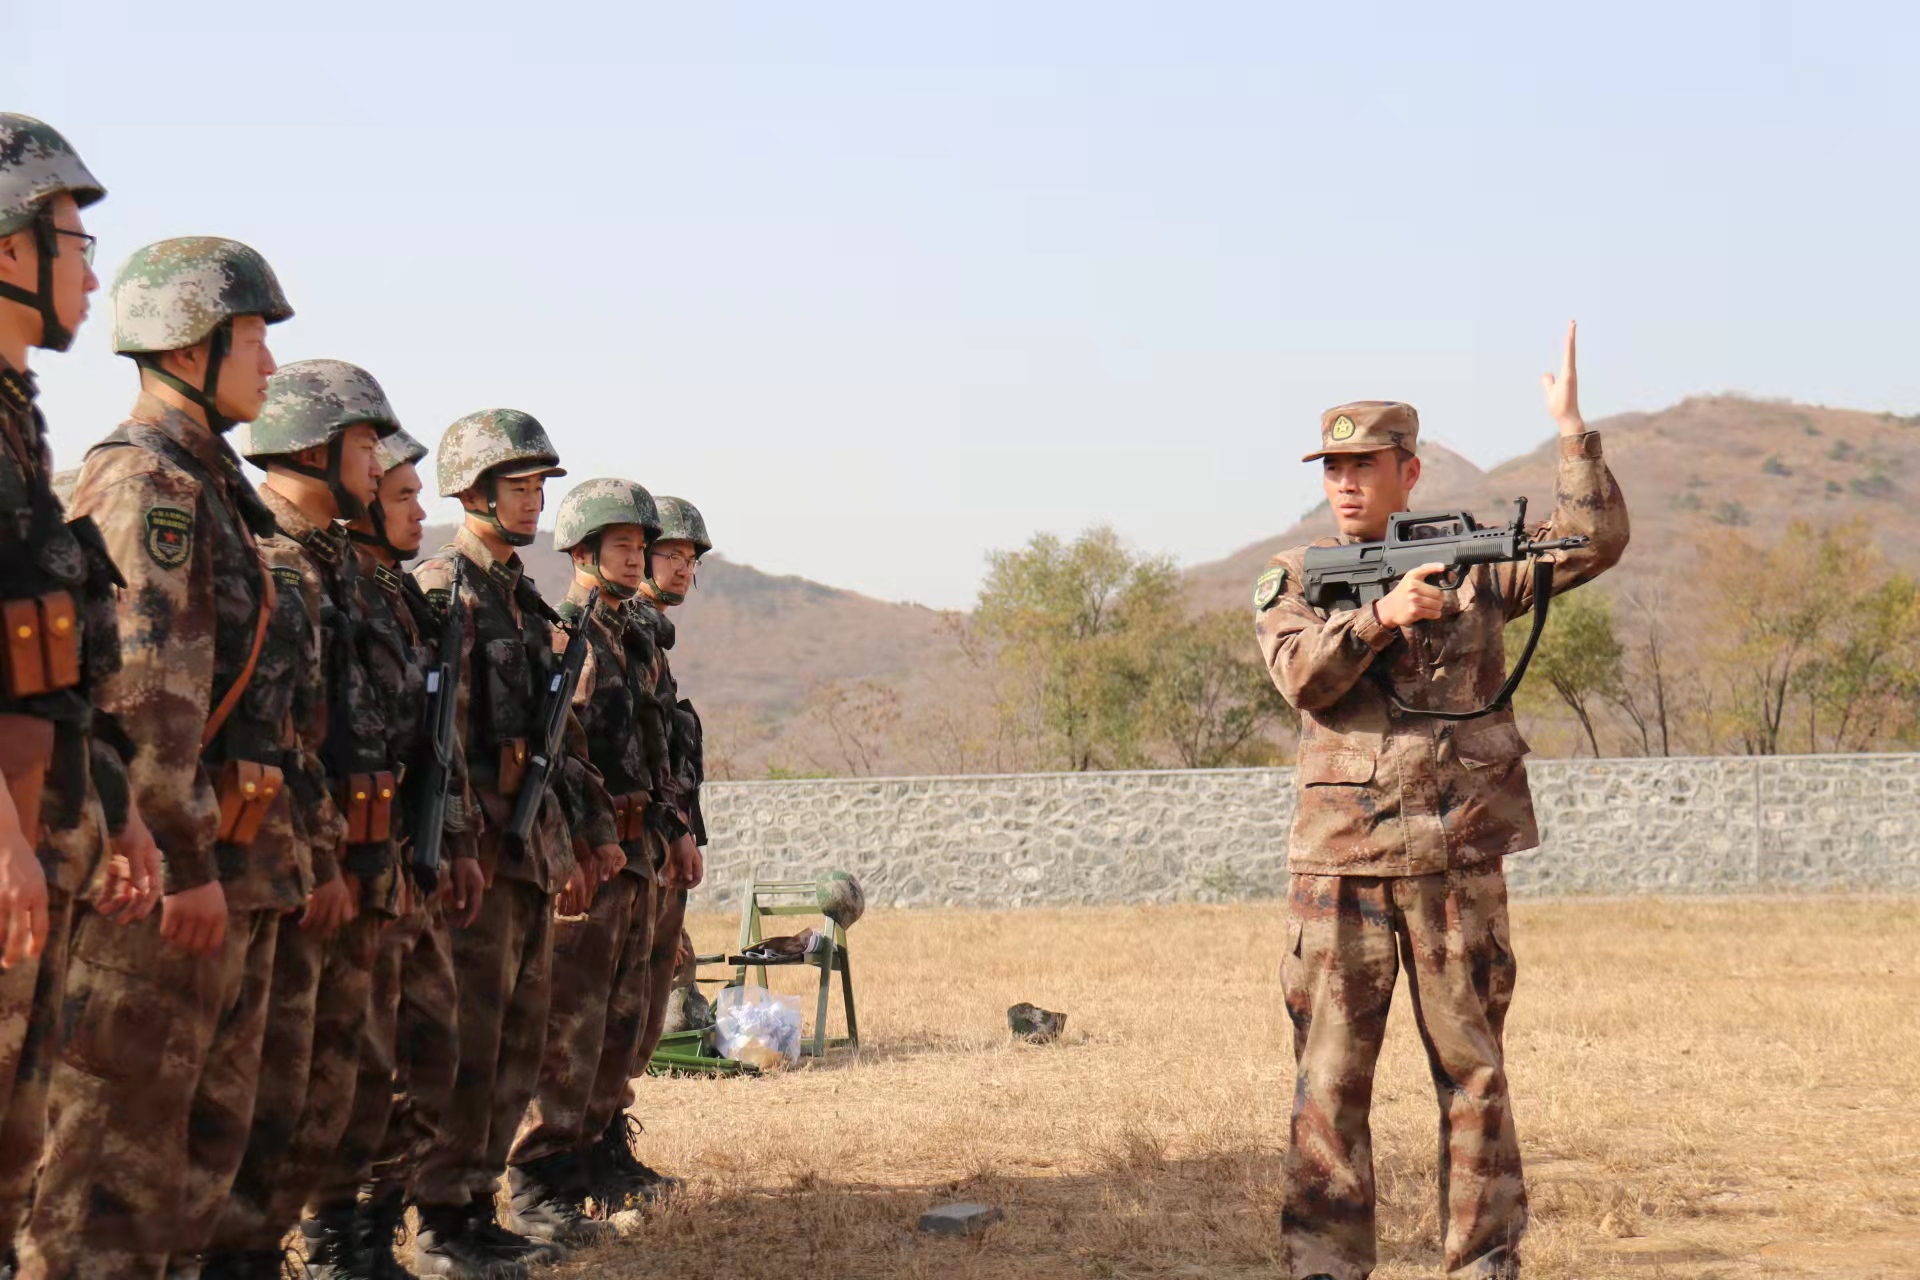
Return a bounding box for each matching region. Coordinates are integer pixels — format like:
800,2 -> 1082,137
559,579 -> 682,878
258,486 -> 357,890
352,543 -> 478,914
413,525 -> 615,892
629,595 -> 704,845
0,360 -> 132,893
72,393 -> 334,908
1255,431 -> 1630,877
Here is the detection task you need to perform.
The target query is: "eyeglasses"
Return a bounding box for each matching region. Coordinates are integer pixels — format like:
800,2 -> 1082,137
52,229 -> 96,267
652,549 -> 700,570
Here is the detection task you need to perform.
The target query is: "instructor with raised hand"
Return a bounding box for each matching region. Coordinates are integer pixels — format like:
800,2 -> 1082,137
1253,324 -> 1629,1280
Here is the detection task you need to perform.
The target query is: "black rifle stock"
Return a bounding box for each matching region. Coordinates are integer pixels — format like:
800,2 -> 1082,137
1301,498 -> 1589,721
505,586 -> 597,854
411,559 -> 465,887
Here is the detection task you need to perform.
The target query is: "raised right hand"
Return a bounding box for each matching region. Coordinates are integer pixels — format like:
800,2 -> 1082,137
1374,562 -> 1449,629
160,880 -> 228,957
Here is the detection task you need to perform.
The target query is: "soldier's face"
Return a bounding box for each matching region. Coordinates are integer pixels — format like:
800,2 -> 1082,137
595,525 -> 649,590
650,538 -> 698,596
212,315 -> 277,423
337,423 -> 382,509
0,194 -> 98,347
1322,450 -> 1420,540
492,474 -> 545,537
378,462 -> 426,554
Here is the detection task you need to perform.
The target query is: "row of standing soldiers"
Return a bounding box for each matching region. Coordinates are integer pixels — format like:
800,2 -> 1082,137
0,113 -> 711,1279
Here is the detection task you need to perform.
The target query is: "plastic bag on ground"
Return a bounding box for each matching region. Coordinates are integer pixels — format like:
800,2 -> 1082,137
713,984 -> 803,1069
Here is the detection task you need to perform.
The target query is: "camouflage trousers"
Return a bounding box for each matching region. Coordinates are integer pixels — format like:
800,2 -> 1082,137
308,895 -> 460,1209
1281,868 -> 1526,1280
629,885 -> 688,1108
415,877 -> 552,1209
0,887 -> 73,1244
510,866 -> 656,1168
18,904 -> 278,1280
208,910 -> 380,1251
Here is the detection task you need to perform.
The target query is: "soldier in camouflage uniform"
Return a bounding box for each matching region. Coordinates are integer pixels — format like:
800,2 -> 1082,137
410,410 -> 621,1275
612,496 -> 711,1195
304,425 -> 486,1279
507,479 -> 681,1239
1253,325 -> 1629,1280
0,112 -> 163,1260
200,361 -> 398,1275
19,238 -> 331,1280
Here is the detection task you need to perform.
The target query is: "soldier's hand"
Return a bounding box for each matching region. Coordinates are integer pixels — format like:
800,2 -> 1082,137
593,842 -> 624,886
1374,563 -> 1449,629
449,856 -> 485,929
97,802 -> 163,923
0,830 -> 48,969
666,834 -> 704,890
1542,319 -> 1585,435
301,876 -> 356,938
161,880 -> 229,957
556,862 -> 592,916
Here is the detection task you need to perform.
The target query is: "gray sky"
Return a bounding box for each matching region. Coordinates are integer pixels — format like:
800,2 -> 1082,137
15,1 -> 1917,609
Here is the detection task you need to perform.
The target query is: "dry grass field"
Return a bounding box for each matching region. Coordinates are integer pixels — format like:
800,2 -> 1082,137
491,897 -> 1920,1279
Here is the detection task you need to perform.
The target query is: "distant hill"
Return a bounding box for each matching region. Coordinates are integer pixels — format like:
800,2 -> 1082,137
1183,396 -> 1920,611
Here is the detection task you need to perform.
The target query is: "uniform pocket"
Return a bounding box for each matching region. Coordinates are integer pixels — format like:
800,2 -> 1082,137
1453,719 -> 1531,768
480,637 -> 531,745
1297,750 -> 1377,786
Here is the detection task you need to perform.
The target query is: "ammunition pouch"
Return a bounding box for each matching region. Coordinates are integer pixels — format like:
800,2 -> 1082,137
610,790 -> 651,843
215,759 -> 285,847
497,739 -> 529,798
341,771 -> 397,845
1,591 -> 80,699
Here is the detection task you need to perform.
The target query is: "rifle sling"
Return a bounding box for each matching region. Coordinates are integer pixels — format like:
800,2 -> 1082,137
1381,558 -> 1555,723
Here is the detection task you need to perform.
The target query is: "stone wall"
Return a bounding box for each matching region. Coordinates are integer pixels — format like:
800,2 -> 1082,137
693,755 -> 1920,912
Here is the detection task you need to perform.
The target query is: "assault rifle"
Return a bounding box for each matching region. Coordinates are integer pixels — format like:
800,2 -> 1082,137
1302,498 -> 1588,721
505,586 -> 597,854
411,559 -> 465,887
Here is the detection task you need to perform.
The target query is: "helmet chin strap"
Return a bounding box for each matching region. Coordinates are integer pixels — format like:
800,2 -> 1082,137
580,537 -> 638,601
474,473 -> 536,547
280,436 -> 368,521
140,320 -> 236,432
0,210 -> 74,353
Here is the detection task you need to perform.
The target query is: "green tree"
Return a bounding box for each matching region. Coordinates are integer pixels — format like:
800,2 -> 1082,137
975,526 -> 1179,770
1512,588 -> 1623,757
1148,609 -> 1295,768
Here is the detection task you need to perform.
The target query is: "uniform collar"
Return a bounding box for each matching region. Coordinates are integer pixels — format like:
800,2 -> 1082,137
353,543 -> 408,596
129,391 -> 236,476
0,356 -> 35,411
454,522 -> 524,592
566,577 -> 626,637
260,483 -> 345,563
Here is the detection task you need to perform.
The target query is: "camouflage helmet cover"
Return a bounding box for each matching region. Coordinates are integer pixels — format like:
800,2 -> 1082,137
816,870 -> 865,929
553,478 -> 661,552
374,425 -> 428,474
651,496 -> 713,555
0,114 -> 105,237
435,408 -> 567,497
111,237 -> 294,354
239,358 -> 401,461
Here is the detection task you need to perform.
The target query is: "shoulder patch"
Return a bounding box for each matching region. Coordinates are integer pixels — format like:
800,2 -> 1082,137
271,564 -> 305,593
1253,565 -> 1288,612
143,505 -> 193,569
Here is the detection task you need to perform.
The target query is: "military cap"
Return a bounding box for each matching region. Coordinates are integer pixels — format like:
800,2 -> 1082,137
375,425 -> 428,474
111,237 -> 293,354
240,358 -> 401,461
435,408 -> 567,497
0,114 -> 105,237
651,496 -> 712,555
553,478 -> 661,552
1302,401 -> 1419,463
816,869 -> 865,929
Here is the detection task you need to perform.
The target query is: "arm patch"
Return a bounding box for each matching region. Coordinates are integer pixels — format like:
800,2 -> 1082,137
142,506 -> 193,569
1253,565 -> 1288,612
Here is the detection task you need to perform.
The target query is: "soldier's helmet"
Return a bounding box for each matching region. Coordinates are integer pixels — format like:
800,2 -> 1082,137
375,425 -> 428,475
111,238 -> 292,355
0,114 -> 105,238
435,409 -> 567,497
553,478 -> 661,553
239,359 -> 401,461
651,496 -> 713,555
816,870 -> 866,930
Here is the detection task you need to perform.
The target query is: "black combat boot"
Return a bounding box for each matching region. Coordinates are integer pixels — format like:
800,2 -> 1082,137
413,1202 -> 527,1280
302,1200 -> 371,1280
463,1193 -> 568,1267
506,1153 -> 614,1247
589,1114 -> 683,1213
359,1189 -> 417,1280
198,1251 -> 285,1280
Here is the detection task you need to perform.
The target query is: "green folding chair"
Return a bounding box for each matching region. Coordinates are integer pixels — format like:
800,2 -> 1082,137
731,873 -> 860,1058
